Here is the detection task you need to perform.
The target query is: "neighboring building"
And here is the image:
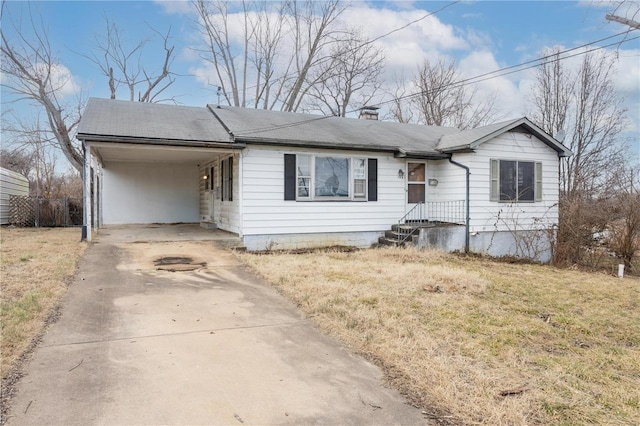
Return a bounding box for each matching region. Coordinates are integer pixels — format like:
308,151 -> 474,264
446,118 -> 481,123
77,98 -> 571,261
0,167 -> 29,225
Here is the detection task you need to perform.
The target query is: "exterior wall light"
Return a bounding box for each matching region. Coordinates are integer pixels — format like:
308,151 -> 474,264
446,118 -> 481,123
428,178 -> 439,187
398,169 -> 405,179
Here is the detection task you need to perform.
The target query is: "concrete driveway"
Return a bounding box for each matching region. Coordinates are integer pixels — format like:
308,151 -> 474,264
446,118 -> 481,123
6,225 -> 427,425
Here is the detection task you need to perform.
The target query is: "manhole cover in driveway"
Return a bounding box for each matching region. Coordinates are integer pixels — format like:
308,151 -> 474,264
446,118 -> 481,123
153,256 -> 207,272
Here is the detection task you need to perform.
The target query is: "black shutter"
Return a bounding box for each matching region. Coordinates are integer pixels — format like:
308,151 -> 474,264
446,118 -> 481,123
220,160 -> 225,200
367,158 -> 377,201
228,157 -> 233,201
284,154 -> 296,201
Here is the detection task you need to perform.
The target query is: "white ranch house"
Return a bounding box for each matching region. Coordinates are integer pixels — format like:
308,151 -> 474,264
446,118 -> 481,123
77,98 -> 571,261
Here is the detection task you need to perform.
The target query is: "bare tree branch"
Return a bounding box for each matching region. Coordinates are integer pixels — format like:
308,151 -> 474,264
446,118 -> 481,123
1,4 -> 83,171
606,13 -> 640,30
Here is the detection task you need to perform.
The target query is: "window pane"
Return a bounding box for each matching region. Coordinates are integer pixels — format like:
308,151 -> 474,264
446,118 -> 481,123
314,157 -> 350,197
408,183 -> 425,203
297,177 -> 310,197
518,161 -> 535,201
499,160 -> 517,201
354,159 -> 366,179
297,155 -> 310,176
354,179 -> 366,198
408,163 -> 425,182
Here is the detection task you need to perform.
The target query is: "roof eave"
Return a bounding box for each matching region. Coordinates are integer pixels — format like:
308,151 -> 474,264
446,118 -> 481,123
235,135 -> 399,154
439,118 -> 572,157
395,151 -> 450,160
77,133 -> 243,149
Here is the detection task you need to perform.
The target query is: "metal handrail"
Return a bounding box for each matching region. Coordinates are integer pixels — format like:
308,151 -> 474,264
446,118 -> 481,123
397,202 -> 425,244
395,200 -> 466,244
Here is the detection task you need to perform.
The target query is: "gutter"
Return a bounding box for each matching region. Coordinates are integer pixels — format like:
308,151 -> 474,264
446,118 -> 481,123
76,134 -> 245,150
234,135 -> 398,154
448,156 -> 470,253
234,136 -> 450,159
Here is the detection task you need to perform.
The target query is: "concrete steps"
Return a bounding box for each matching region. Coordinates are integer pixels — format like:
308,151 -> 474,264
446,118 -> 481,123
378,221 -> 446,247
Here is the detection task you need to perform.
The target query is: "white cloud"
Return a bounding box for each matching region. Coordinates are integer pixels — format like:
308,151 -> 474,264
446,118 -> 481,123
154,0 -> 192,15
458,50 -> 523,119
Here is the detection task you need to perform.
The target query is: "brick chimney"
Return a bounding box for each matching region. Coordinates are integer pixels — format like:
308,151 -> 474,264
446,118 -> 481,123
359,106 -> 379,120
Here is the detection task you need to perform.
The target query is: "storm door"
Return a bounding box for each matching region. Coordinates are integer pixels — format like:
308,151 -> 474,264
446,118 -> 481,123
406,162 -> 427,220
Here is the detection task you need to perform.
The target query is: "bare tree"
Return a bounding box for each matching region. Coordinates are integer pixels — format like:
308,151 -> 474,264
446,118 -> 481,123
305,32 -> 384,117
1,5 -> 84,171
194,0 -> 357,112
388,59 -> 500,129
529,48 -> 628,197
82,17 -> 177,103
605,165 -> 640,271
386,72 -> 415,124
529,48 -> 630,267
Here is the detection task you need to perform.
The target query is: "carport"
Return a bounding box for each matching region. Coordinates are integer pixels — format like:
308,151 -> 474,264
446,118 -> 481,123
77,99 -> 244,240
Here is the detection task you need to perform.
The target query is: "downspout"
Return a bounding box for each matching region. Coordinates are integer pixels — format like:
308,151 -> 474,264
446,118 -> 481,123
81,141 -> 87,241
448,156 -> 470,253
81,140 -> 92,242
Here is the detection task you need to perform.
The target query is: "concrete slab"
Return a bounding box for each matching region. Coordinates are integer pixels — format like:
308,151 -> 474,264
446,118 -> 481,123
5,231 -> 427,425
97,223 -> 242,244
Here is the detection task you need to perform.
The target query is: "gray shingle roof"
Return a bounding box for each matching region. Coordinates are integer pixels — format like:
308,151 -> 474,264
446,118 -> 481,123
208,105 -> 459,157
77,98 -> 232,143
438,117 -> 571,156
77,98 -> 570,157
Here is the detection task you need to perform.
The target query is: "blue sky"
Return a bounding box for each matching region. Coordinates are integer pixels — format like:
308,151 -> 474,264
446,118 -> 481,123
2,0 -> 639,163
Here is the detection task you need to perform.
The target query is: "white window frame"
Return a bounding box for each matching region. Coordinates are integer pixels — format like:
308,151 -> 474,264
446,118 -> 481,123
294,154 -> 368,201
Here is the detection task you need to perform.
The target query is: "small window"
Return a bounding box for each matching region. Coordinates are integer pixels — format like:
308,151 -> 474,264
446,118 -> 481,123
491,159 -> 541,202
297,155 -> 311,198
221,157 -> 233,201
353,159 -> 367,199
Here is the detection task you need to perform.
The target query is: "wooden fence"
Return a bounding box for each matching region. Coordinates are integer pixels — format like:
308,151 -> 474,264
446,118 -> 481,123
8,196 -> 83,227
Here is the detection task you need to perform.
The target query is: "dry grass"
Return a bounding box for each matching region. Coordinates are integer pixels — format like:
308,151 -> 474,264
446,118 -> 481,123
239,246 -> 640,425
0,228 -> 86,379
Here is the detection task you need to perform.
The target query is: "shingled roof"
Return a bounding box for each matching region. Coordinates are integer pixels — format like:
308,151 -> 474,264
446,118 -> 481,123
77,98 -> 232,145
208,104 -> 459,158
438,117 -> 571,156
77,98 -> 570,158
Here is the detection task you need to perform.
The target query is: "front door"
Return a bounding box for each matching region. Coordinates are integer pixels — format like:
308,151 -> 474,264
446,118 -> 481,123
406,162 -> 427,220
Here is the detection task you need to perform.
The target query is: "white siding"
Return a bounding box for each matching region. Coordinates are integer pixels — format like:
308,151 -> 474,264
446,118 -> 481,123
102,162 -> 200,224
240,146 -> 406,236
0,167 -> 29,225
427,159 -> 467,203
456,132 -> 560,232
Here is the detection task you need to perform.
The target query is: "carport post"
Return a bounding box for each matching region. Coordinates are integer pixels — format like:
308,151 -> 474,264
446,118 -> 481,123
82,141 -> 92,241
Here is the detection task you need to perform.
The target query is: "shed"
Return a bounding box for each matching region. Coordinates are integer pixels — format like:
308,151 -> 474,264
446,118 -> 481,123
0,167 -> 29,225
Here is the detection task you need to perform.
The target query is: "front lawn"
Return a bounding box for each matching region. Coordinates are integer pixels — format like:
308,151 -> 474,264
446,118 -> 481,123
0,228 -> 86,379
239,246 -> 640,425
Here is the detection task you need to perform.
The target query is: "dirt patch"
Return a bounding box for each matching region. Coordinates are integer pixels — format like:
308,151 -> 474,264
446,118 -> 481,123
153,256 -> 207,272
117,241 -> 239,274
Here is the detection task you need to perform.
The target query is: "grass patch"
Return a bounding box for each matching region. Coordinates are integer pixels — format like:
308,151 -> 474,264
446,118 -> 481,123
0,228 -> 86,379
238,246 -> 640,425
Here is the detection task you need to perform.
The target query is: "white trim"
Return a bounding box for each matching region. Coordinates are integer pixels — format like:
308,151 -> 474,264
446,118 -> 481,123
83,143 -> 92,241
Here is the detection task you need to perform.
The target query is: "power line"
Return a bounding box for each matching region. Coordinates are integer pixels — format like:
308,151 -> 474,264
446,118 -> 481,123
236,29 -> 638,136
389,33 -> 640,106
212,1 -> 460,96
